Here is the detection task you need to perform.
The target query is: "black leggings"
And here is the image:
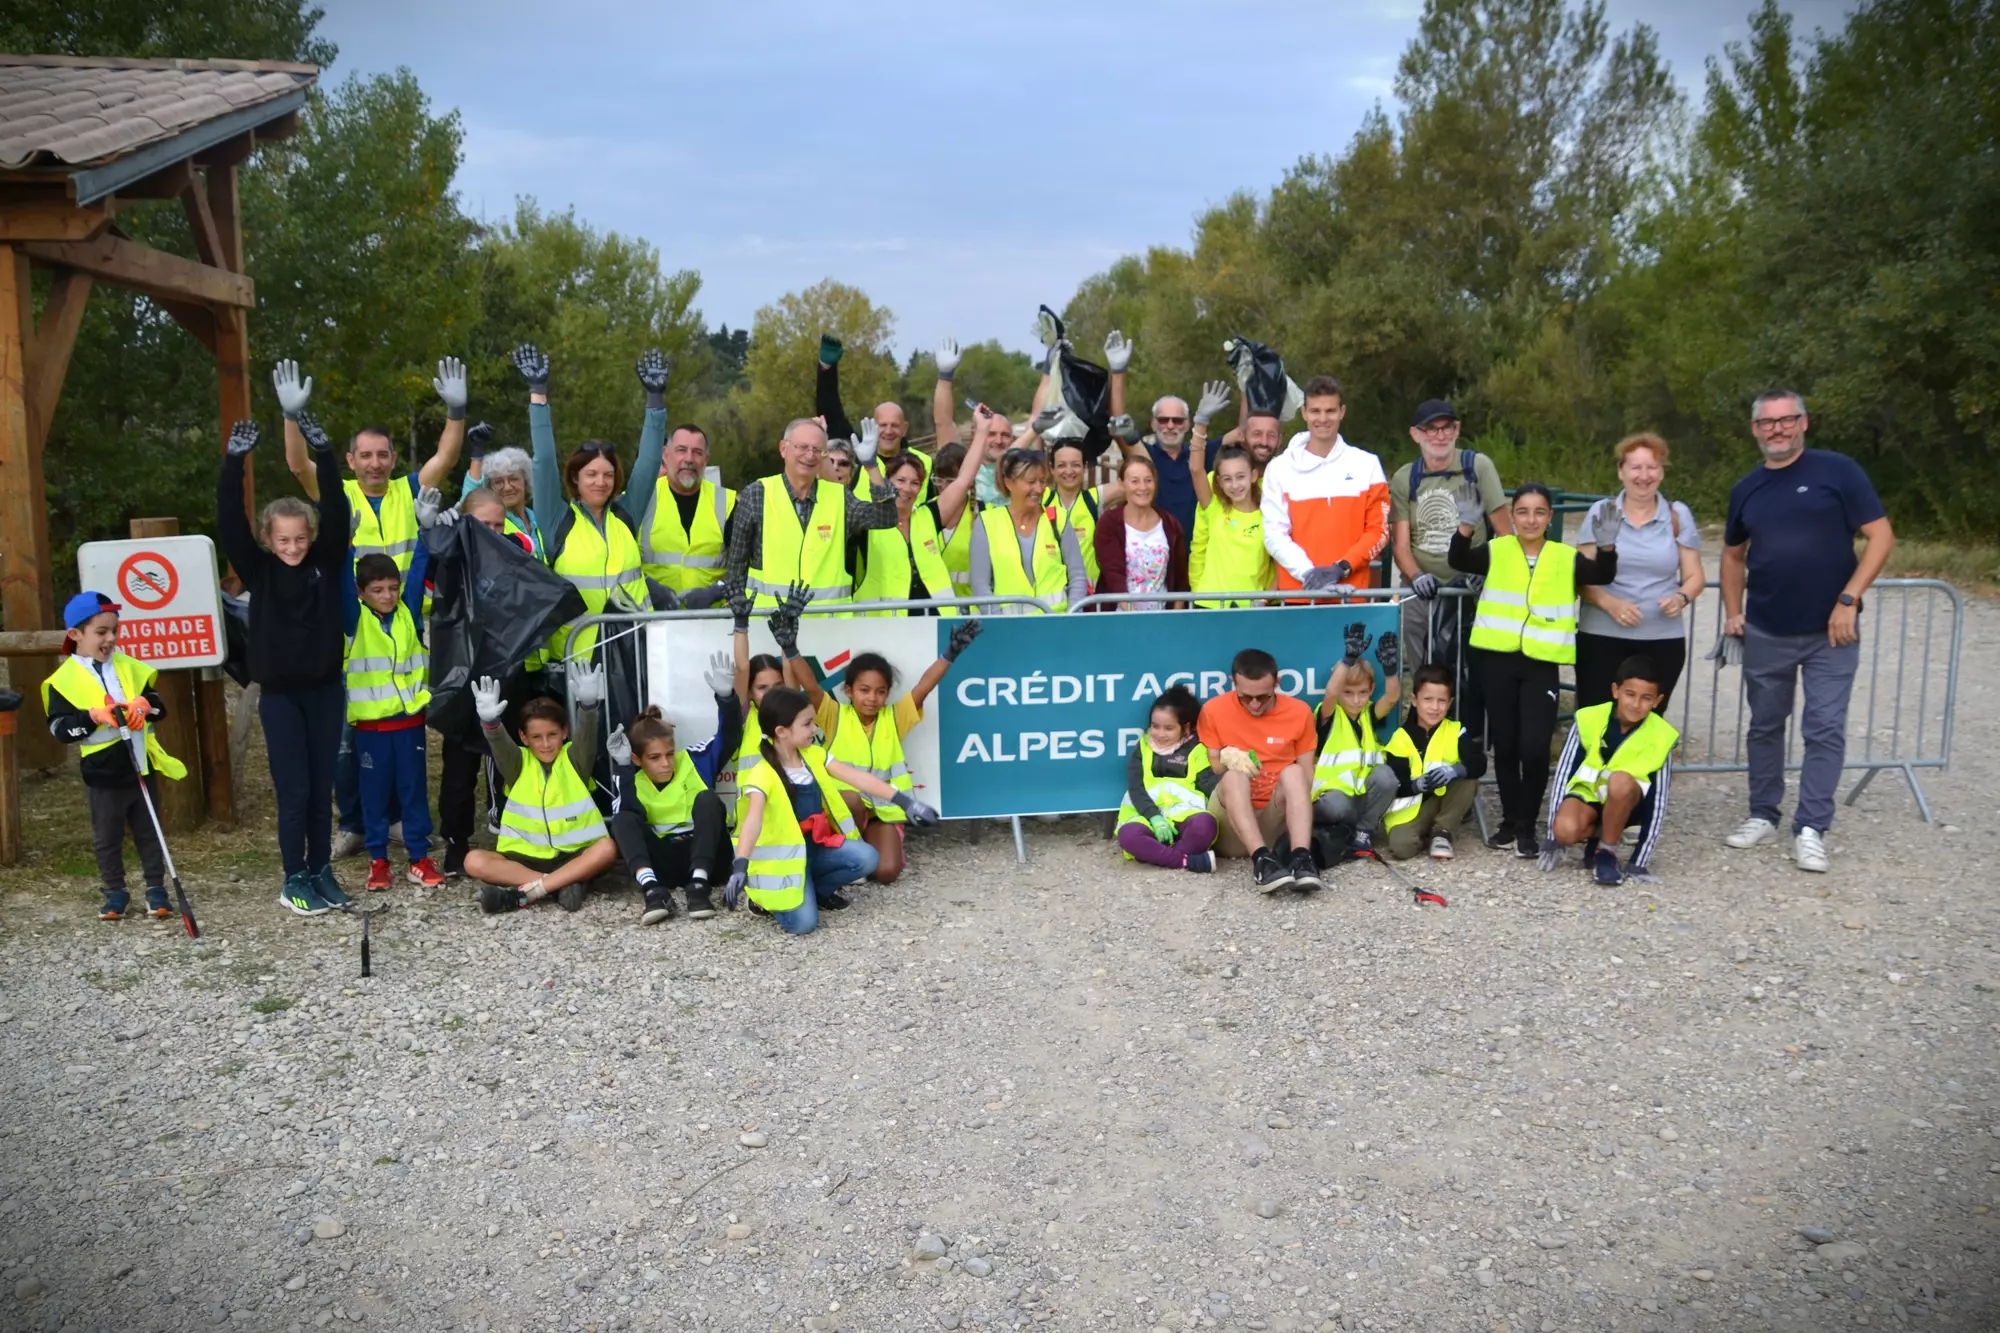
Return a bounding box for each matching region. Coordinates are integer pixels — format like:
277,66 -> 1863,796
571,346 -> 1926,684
610,790 -> 730,887
258,680 -> 344,877
1574,632 -> 1687,713
1476,649 -> 1561,830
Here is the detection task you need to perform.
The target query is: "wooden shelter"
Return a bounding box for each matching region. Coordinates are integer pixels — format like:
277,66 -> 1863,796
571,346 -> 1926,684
0,54 -> 319,835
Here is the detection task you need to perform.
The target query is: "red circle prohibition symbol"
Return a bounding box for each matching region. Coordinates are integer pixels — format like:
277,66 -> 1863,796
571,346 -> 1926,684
116,551 -> 178,611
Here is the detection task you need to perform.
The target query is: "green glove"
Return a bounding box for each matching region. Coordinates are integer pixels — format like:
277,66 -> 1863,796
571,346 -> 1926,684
819,334 -> 844,368
1148,815 -> 1175,843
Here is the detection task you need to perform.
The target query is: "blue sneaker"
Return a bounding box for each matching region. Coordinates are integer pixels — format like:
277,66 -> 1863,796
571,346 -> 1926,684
1593,847 -> 1624,886
312,864 -> 353,910
99,888 -> 131,922
280,872 -> 332,917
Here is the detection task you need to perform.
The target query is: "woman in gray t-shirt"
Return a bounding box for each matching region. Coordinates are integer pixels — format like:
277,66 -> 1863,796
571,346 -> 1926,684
1574,434 -> 1705,709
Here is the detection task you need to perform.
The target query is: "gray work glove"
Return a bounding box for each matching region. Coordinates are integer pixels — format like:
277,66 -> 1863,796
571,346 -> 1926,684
1590,498 -> 1624,549
1194,380 -> 1231,427
726,574 -> 753,635
414,486 -> 445,530
511,343 -> 550,394
704,649 -> 734,698
1410,571 -> 1440,600
433,356 -> 468,420
1302,561 -> 1353,593
891,790 -> 940,827
934,337 -> 960,382
1103,330 -> 1132,374
226,420 -> 260,456
943,618 -> 983,663
1453,485 -> 1485,530
1537,843 -> 1566,872
272,359 -> 312,420
1341,620 -> 1373,667
466,421 -> 494,460
1030,404 -> 1064,437
1705,625 -> 1744,668
723,857 -> 749,911
854,418 -> 879,466
606,725 -> 632,768
635,348 -> 670,410
1107,414 -> 1140,446
569,661 -> 605,710
298,413 -> 331,455
472,676 -> 506,725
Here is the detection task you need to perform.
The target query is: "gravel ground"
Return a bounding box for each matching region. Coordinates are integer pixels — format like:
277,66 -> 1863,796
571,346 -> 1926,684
2,594 -> 1997,1333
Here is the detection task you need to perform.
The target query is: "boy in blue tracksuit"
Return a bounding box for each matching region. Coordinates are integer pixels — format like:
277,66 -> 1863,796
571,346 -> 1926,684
344,552 -> 442,893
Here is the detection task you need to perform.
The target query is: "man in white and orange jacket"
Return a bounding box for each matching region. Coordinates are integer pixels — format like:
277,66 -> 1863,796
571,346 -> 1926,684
1260,375 -> 1390,594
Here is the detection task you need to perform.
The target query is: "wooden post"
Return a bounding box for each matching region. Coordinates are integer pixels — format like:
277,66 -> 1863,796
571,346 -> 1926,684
196,673 -> 234,829
202,162 -> 251,827
0,248 -> 62,772
128,518 -> 206,833
0,702 -> 19,867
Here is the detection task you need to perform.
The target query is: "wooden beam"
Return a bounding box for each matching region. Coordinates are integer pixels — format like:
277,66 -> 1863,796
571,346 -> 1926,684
209,165 -> 253,525
0,202 -> 115,243
0,246 -> 60,769
181,176 -> 224,270
161,299 -> 216,353
0,630 -> 68,656
258,110 -> 301,143
116,160 -> 196,201
22,233 -> 253,309
196,672 -> 234,829
194,132 -> 258,169
25,268 -> 92,446
206,165 -> 244,275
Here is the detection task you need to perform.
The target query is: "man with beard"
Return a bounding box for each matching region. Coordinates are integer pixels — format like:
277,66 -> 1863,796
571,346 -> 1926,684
639,424 -> 735,600
1719,390 -> 1893,874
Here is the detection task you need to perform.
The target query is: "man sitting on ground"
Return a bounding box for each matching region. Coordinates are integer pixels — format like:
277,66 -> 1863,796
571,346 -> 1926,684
1196,648 -> 1321,894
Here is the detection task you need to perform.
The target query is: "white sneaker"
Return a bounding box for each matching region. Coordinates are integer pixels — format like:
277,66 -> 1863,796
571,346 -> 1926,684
1429,833 -> 1455,860
329,829 -> 366,860
1793,827 -> 1829,873
1724,817 -> 1777,849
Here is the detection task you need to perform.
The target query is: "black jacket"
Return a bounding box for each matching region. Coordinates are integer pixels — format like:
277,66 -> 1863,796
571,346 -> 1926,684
216,446 -> 349,692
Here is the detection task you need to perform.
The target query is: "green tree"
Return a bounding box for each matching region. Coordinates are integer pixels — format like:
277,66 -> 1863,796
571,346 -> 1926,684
723,280 -> 899,476
0,0 -> 335,65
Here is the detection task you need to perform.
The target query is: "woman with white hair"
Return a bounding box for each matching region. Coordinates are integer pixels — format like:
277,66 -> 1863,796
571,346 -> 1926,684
463,425 -> 542,560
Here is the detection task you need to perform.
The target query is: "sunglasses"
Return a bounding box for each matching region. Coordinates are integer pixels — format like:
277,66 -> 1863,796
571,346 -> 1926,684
574,440 -> 619,457
1154,415 -> 1188,425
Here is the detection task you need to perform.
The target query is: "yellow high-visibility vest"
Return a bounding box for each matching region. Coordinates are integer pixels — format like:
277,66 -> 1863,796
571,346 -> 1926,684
851,504 -> 958,615
1044,486 -> 1102,587
979,506 -> 1068,612
1311,705 -> 1382,800
825,702 -> 912,822
344,602 -> 430,723
1565,704 -> 1679,803
41,652 -> 186,780
636,754 -> 709,838
1469,536 -> 1580,664
736,744 -> 859,913
344,478 -> 419,576
1383,719 -> 1463,829
640,480 -> 735,592
1114,742 -> 1212,855
496,742 -> 607,856
747,475 -> 851,610
550,502 -> 648,662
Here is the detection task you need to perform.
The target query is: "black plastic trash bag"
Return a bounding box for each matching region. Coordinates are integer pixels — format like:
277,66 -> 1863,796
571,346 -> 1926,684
219,589 -> 252,688
1224,335 -> 1304,421
1039,306 -> 1112,452
423,520 -> 586,741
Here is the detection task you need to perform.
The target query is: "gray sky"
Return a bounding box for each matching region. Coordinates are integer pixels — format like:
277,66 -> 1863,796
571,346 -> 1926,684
315,0 -> 1849,356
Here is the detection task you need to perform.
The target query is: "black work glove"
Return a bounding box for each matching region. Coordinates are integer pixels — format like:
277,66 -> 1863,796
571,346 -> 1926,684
635,348 -> 670,410
225,420 -> 259,456
299,412 -> 332,455
1341,620 -> 1374,668
466,421 -> 494,460
512,343 -> 550,394
943,618 -> 983,663
1375,630 -> 1400,677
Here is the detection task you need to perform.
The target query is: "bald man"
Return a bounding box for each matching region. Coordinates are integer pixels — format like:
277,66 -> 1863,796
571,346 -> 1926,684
816,334 -> 933,498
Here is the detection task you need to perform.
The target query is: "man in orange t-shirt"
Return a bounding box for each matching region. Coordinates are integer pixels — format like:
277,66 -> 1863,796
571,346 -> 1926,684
1197,648 -> 1321,893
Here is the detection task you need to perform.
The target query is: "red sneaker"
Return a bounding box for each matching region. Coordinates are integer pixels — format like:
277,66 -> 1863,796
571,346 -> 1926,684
365,858 -> 393,892
407,857 -> 445,888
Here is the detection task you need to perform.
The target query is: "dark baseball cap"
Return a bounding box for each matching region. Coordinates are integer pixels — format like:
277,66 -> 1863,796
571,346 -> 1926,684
1411,399 -> 1459,427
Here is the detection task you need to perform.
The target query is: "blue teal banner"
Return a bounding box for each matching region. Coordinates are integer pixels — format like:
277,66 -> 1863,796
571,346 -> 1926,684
933,604 -> 1404,817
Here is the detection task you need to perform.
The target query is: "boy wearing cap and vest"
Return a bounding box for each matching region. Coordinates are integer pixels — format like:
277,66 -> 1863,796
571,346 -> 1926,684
466,665 -> 618,913
1310,625 -> 1402,862
344,553 -> 444,891
606,700 -> 738,925
1543,655 -> 1678,886
43,592 -> 186,922
1381,664 -> 1485,861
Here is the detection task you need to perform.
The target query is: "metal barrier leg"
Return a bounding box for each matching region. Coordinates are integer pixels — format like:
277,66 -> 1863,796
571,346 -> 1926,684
1011,816 -> 1028,863
1845,763 -> 1935,824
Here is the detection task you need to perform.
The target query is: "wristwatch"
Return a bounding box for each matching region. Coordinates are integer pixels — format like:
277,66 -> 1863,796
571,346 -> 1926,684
1837,592 -> 1857,607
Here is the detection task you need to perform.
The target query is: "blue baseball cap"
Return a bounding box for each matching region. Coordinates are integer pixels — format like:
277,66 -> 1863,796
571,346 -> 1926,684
63,590 -> 122,631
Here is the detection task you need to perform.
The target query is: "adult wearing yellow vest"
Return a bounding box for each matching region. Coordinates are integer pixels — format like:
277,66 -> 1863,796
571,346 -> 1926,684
641,424 -> 735,596
1381,664 -> 1484,861
515,344 -> 672,667
1310,628 -> 1402,862
1544,655 -> 1679,887
723,687 -> 939,936
722,417 -> 900,611
969,448 -> 1089,613
466,671 -> 618,914
277,356 -> 469,861
607,701 -> 738,925
851,429 -> 988,614
1044,439 -> 1124,589
1448,481 -> 1620,860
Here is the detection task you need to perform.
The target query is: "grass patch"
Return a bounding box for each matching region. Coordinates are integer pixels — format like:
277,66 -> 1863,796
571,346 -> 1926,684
441,1015 -> 465,1031
374,1155 -> 398,1165
210,1058 -> 247,1077
1884,540 -> 2000,593
250,994 -> 293,1014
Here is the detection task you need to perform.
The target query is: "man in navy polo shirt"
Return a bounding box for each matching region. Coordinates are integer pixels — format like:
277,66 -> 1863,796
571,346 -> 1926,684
1719,390 -> 1894,873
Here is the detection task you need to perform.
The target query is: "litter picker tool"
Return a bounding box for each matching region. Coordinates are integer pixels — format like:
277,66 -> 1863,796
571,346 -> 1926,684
107,695 -> 199,938
1355,846 -> 1447,908
348,901 -> 390,977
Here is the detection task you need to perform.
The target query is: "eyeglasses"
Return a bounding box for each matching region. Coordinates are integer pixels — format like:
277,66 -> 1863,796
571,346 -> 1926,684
1751,414 -> 1805,432
1417,420 -> 1460,434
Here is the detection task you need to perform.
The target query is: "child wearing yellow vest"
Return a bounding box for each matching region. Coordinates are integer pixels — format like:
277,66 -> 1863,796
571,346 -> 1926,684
1310,625 -> 1403,860
1115,685 -> 1220,872
43,592 -> 186,922
727,576 -> 817,791
466,666 -> 618,913
1189,446 -> 1273,606
344,552 -> 443,892
1381,664 -> 1484,861
608,704 -> 737,924
1543,654 -> 1679,886
799,621 -> 982,882
723,687 -> 939,935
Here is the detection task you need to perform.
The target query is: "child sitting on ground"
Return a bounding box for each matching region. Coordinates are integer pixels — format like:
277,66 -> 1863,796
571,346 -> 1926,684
467,665 -> 618,913
1310,624 -> 1402,860
796,619 -> 982,882
344,552 -> 444,890
608,695 -> 739,925
42,592 -> 187,921
1381,664 -> 1484,861
1543,654 -> 1678,885
1115,684 -> 1220,872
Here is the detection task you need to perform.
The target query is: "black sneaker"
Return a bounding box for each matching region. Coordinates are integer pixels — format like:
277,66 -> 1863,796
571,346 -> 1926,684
1252,849 -> 1294,894
478,883 -> 524,915
640,884 -> 675,926
557,881 -> 587,913
312,864 -> 353,910
1514,828 -> 1541,859
1484,821 -> 1518,850
684,883 -> 717,920
818,891 -> 852,911
1289,848 -> 1323,892
442,842 -> 467,881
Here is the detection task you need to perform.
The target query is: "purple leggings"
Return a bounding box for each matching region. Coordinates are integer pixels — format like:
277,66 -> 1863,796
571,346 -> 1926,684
1118,813 -> 1218,868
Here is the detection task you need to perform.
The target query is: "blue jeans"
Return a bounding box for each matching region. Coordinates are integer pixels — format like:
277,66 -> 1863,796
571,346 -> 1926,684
1743,624 -> 1860,835
259,682 -> 344,876
771,838 -> 880,936
337,722 -> 400,835
355,725 -> 432,861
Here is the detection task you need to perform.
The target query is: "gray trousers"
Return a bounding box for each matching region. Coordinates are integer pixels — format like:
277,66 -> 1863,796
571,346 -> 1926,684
1312,764 -> 1399,838
1743,624 -> 1860,835
87,780 -> 167,897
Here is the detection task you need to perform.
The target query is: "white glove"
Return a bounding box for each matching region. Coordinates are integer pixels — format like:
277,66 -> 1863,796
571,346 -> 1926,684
570,662 -> 605,710
433,356 -> 469,418
1103,330 -> 1132,373
472,676 -> 505,725
606,725 -> 632,767
1031,404 -> 1063,436
272,359 -> 312,419
1537,844 -> 1565,872
1035,308 -> 1062,350
414,486 -> 444,530
1194,380 -> 1231,426
934,337 -> 961,381
435,505 -> 460,528
704,649 -> 733,697
854,418 -> 879,466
